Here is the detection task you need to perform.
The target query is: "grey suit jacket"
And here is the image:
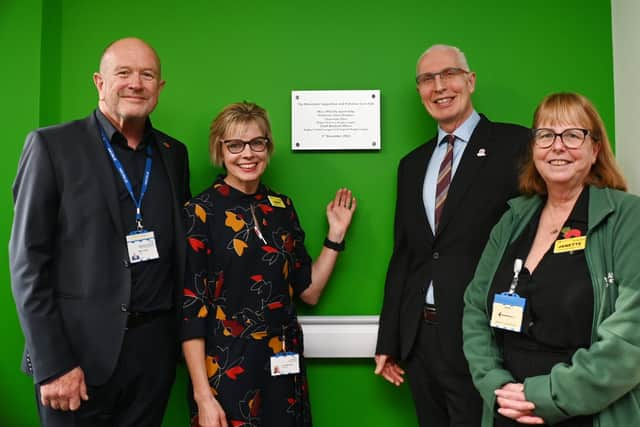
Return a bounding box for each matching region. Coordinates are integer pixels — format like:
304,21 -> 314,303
9,112 -> 191,385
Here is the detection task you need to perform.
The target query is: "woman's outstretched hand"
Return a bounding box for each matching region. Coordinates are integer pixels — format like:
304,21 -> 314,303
326,188 -> 356,242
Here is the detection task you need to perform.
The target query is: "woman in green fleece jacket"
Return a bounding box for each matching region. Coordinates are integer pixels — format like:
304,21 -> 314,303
463,92 -> 640,427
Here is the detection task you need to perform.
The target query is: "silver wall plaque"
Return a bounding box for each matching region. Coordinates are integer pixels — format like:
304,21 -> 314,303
291,90 -> 381,150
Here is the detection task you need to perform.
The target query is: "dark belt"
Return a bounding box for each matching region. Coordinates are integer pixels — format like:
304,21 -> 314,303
423,304 -> 438,324
126,310 -> 173,329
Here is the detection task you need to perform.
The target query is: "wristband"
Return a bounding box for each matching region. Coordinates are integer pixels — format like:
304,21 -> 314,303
323,237 -> 345,252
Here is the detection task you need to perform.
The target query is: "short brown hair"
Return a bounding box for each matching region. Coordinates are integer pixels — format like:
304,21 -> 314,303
209,102 -> 275,167
519,92 -> 627,195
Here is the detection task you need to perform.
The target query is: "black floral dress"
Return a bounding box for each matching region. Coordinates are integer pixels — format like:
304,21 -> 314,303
181,175 -> 313,427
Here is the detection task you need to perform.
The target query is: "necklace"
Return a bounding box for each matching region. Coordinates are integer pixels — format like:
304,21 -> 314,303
544,205 -> 564,235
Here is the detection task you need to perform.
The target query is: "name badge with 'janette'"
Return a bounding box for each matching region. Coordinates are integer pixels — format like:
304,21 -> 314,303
554,236 -> 587,254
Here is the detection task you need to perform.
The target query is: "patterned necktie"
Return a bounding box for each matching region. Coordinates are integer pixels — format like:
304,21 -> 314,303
435,134 -> 455,231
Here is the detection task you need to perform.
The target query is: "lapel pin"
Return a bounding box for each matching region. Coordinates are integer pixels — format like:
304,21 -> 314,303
476,148 -> 487,157
162,141 -> 171,149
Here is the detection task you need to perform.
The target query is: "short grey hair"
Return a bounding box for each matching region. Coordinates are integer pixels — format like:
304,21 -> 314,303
416,44 -> 470,74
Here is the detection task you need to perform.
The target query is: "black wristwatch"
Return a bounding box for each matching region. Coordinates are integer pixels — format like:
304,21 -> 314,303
323,237 -> 345,252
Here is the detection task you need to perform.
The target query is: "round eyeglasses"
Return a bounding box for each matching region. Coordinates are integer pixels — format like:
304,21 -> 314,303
532,128 -> 591,149
223,137 -> 270,154
416,67 -> 469,86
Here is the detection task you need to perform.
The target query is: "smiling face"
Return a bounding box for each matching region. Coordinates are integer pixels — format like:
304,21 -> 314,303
533,123 -> 600,194
221,121 -> 269,194
416,47 -> 476,132
93,38 -> 164,127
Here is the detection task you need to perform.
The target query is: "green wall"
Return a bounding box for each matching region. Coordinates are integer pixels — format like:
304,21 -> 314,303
2,0 -> 614,425
1,2 -> 46,426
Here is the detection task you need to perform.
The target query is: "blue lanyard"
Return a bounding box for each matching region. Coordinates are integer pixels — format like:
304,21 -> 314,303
98,125 -> 153,231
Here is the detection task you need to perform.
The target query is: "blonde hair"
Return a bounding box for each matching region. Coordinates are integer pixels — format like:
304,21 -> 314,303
519,92 -> 627,195
209,102 -> 274,167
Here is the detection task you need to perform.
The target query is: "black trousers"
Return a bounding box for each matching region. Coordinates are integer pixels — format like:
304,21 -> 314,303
405,319 -> 483,427
36,314 -> 178,427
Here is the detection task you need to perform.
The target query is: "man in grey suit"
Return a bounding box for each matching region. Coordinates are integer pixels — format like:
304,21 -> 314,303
9,37 -> 190,426
374,44 -> 529,426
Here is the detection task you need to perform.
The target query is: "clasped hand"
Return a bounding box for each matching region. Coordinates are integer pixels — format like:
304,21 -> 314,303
495,383 -> 544,424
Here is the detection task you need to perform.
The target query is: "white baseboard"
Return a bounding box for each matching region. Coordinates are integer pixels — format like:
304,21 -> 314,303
297,315 -> 379,358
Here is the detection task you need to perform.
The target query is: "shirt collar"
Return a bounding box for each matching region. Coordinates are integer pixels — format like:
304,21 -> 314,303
94,108 -> 155,150
437,110 -> 480,145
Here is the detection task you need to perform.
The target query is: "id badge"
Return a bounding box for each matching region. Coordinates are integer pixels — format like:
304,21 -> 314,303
126,230 -> 160,263
554,236 -> 587,254
490,292 -> 526,333
268,195 -> 286,208
270,352 -> 300,376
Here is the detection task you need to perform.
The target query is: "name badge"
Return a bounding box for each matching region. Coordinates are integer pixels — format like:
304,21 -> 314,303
490,292 -> 526,333
126,230 -> 160,263
270,352 -> 300,376
554,236 -> 587,254
268,196 -> 286,208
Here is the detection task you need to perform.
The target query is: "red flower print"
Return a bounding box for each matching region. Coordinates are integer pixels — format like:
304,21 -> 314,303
188,237 -> 205,252
282,234 -> 294,252
267,301 -> 283,310
226,365 -> 245,380
215,184 -> 230,196
214,272 -> 224,298
222,319 -> 245,336
258,204 -> 273,215
249,390 -> 262,417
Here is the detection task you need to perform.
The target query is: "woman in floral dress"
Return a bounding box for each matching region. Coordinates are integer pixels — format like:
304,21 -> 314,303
181,102 -> 356,427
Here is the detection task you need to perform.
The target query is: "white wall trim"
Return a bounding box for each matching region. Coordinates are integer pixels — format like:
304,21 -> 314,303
298,315 -> 379,358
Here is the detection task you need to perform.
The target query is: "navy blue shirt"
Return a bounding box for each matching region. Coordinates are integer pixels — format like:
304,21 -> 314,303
95,109 -> 176,312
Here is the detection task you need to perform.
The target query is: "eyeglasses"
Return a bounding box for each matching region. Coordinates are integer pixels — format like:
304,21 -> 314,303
532,128 -> 591,149
222,137 -> 270,154
416,67 -> 469,86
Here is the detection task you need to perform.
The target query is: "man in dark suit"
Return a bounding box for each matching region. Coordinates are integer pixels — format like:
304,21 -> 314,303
374,44 -> 529,426
9,37 -> 190,426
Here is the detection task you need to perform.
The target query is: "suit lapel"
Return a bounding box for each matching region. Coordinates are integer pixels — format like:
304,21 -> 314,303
437,115 -> 491,236
153,132 -> 188,290
153,131 -> 179,208
413,139 -> 438,239
81,114 -> 124,237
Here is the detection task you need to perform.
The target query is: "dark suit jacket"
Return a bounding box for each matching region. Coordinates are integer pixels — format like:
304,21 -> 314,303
376,114 -> 529,372
9,113 -> 191,385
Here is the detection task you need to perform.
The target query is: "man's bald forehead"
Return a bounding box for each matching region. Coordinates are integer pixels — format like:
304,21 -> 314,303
99,37 -> 161,75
